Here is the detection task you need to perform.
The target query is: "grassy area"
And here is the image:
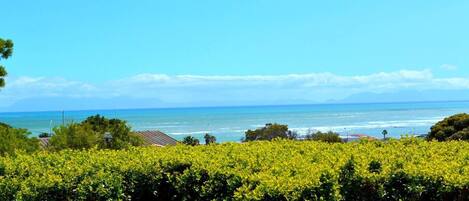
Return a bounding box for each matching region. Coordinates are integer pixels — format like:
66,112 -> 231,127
1,139 -> 469,200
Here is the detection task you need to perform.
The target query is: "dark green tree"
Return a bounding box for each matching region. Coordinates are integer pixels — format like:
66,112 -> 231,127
427,113 -> 469,141
0,38 -> 13,88
382,129 -> 388,140
38,132 -> 50,138
204,133 -> 216,145
182,136 -> 200,146
244,123 -> 297,142
305,131 -> 342,143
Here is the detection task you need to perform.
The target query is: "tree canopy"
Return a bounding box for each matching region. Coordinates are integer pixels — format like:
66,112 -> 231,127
182,136 -> 200,146
427,113 -> 469,141
244,123 -> 297,141
49,115 -> 142,150
0,123 -> 39,156
305,131 -> 342,143
204,133 -> 216,144
0,38 -> 13,88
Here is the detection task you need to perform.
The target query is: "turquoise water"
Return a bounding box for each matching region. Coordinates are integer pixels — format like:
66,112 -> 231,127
1,101 -> 468,142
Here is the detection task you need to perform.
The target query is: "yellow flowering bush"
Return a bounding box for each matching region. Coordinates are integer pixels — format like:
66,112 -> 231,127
1,138 -> 469,200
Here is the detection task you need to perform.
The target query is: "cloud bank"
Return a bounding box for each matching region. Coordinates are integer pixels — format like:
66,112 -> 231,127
1,69 -> 469,111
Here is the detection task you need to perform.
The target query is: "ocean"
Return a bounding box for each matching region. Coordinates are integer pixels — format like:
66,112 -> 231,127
1,101 -> 468,142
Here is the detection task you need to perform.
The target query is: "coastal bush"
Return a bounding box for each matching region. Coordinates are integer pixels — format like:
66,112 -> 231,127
204,133 -> 216,144
244,123 -> 297,141
1,139 -> 469,200
48,115 -> 142,150
427,113 -> 469,141
0,126 -> 39,156
305,131 -> 342,143
182,136 -> 200,146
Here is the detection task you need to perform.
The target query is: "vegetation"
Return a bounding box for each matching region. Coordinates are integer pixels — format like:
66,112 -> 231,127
305,131 -> 342,143
244,123 -> 297,141
38,132 -> 51,138
182,136 -> 200,146
0,38 -> 13,88
382,129 -> 388,139
49,124 -> 100,150
427,113 -> 469,141
48,115 -> 142,150
204,133 -> 216,144
0,122 -> 12,129
1,139 -> 469,200
0,123 -> 39,156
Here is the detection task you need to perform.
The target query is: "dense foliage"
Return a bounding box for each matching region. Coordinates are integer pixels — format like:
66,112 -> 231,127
48,115 -> 142,150
0,124 -> 39,156
182,136 -> 200,146
1,139 -> 469,200
204,133 -> 216,144
244,123 -> 297,141
0,38 -> 13,88
305,131 -> 342,143
427,113 -> 469,141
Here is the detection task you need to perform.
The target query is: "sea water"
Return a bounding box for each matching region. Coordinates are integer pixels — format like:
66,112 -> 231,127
1,101 -> 468,142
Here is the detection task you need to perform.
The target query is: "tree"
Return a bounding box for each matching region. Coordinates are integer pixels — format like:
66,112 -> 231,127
49,123 -> 100,150
382,130 -> 388,140
81,114 -> 142,149
305,131 -> 342,143
427,113 -> 469,141
244,123 -> 297,142
0,126 -> 39,156
49,115 -> 143,150
38,132 -> 50,138
0,38 -> 13,88
204,133 -> 216,145
182,136 -> 199,146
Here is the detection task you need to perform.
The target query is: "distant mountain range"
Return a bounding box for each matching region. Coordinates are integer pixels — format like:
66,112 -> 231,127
1,89 -> 469,112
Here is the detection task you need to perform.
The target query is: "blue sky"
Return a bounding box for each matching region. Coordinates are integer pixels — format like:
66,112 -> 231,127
1,0 -> 469,111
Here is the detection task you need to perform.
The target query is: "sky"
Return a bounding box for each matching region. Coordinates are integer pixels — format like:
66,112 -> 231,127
1,0 -> 469,111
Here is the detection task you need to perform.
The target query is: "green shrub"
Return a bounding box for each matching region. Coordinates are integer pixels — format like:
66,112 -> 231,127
244,123 -> 297,141
427,113 -> 469,141
305,131 -> 342,143
1,140 -> 469,200
0,126 -> 39,156
182,136 -> 200,146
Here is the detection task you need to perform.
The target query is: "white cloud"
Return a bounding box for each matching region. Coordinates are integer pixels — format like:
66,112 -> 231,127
1,69 -> 469,110
440,64 -> 458,71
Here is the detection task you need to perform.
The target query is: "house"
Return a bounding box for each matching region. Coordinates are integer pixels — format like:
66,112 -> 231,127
134,130 -> 178,146
37,130 -> 178,148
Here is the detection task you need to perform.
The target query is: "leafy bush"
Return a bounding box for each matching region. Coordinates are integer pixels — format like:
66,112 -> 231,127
1,140 -> 469,200
182,136 -> 200,146
305,131 -> 342,143
48,115 -> 142,150
244,123 -> 297,141
49,124 -> 100,150
0,126 -> 39,156
204,133 -> 216,145
427,113 -> 469,141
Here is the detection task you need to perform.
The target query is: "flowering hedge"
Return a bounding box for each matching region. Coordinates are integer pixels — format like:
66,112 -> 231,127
1,139 -> 469,200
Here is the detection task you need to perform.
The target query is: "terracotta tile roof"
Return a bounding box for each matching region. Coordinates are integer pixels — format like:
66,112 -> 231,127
134,130 -> 178,146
